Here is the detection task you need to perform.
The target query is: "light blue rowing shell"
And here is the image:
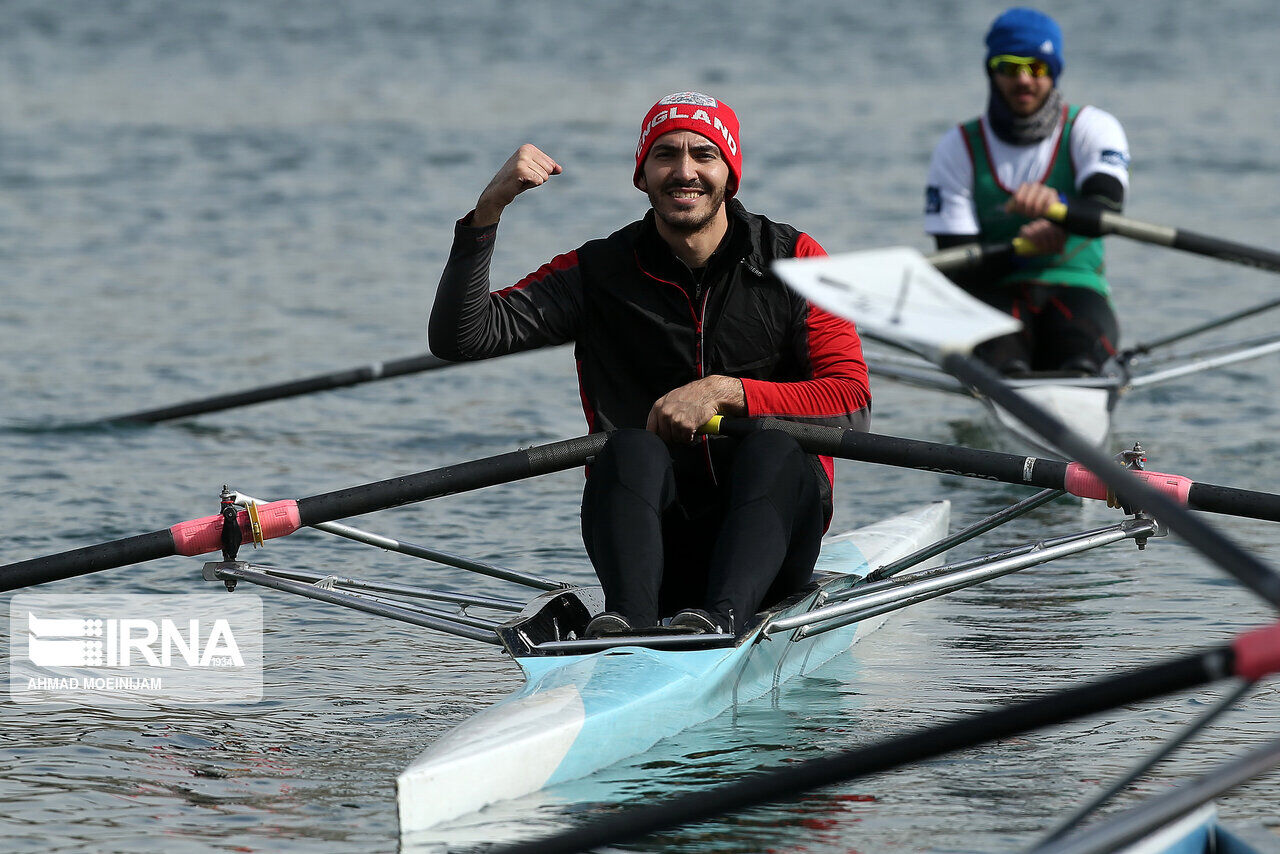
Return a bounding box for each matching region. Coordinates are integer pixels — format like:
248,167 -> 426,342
397,501 -> 950,833
1109,804 -> 1266,854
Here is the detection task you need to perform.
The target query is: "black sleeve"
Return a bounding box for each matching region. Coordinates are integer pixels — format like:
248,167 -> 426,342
1079,172 -> 1125,213
428,214 -> 584,361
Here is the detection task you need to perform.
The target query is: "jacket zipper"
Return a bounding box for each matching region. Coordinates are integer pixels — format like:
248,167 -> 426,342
642,256 -> 763,485
697,260 -> 760,484
695,282 -> 717,485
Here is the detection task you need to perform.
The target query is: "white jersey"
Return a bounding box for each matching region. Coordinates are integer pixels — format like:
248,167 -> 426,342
924,105 -> 1130,236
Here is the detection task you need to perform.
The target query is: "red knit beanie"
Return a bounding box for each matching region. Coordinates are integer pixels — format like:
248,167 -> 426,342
634,92 -> 742,197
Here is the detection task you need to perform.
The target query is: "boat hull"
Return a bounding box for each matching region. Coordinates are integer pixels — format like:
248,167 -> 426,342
865,351 -> 1122,456
985,380 -> 1116,456
396,501 -> 950,833
1118,804 -> 1268,854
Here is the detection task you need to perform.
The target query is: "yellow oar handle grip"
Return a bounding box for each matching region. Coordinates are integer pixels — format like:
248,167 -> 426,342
698,416 -> 724,435
1010,203 -> 1070,257
1011,237 -> 1040,256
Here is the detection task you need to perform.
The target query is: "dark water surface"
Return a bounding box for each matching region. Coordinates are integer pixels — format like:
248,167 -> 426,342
3,2 -> 1280,851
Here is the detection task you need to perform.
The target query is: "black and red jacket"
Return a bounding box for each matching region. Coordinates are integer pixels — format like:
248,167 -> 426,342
429,199 -> 871,516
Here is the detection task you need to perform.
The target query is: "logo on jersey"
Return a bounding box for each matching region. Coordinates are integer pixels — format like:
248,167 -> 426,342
1101,149 -> 1130,169
925,186 -> 942,215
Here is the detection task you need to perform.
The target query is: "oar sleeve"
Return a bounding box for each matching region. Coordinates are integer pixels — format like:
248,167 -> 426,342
169,501 -> 303,555
0,499 -> 307,592
1234,621 -> 1280,682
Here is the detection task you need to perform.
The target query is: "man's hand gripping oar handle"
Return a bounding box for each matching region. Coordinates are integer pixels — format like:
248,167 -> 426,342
1045,201 -> 1280,274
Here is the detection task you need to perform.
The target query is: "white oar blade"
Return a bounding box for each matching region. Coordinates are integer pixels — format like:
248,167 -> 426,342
773,247 -> 1022,358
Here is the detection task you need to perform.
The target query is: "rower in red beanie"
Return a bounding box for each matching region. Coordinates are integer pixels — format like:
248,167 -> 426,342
430,92 -> 870,638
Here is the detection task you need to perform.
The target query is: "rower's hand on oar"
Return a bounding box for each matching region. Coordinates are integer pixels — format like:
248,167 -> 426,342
1005,182 -> 1059,218
647,376 -> 745,444
1017,219 -> 1067,255
1005,183 -> 1067,255
473,144 -> 563,227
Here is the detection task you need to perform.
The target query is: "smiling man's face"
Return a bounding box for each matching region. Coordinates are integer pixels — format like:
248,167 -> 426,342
637,130 -> 732,234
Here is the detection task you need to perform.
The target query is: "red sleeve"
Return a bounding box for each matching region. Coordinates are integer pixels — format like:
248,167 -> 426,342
793,232 -> 827,259
740,233 -> 872,423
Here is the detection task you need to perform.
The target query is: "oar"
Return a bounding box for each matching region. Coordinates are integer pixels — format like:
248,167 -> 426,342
98,242 -> 1027,426
1124,333 -> 1280,391
773,246 -> 1280,609
493,623 -> 1280,854
1031,734 -> 1280,854
0,432 -> 606,591
1124,300 -> 1280,358
106,352 -> 455,425
1043,201 -> 1280,275
704,417 -> 1280,524
1037,679 -> 1255,845
926,236 -> 1039,274
103,350 -> 521,425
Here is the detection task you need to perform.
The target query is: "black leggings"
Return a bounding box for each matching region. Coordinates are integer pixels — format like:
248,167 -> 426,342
971,283 -> 1119,374
580,428 -> 823,632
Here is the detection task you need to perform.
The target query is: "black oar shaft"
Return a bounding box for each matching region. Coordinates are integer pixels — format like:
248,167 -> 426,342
927,241 -> 1012,274
943,354 -> 1280,608
0,530 -> 177,591
866,487 -> 1065,582
1048,203 -> 1280,275
1035,734 -> 1280,854
714,418 -> 1280,524
0,432 -> 607,592
1169,227 -> 1280,273
1189,481 -> 1280,522
716,417 -> 1070,487
296,432 -> 606,525
495,645 -> 1234,854
107,352 -> 456,424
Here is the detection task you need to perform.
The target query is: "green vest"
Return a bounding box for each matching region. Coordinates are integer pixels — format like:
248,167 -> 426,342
963,105 -> 1110,296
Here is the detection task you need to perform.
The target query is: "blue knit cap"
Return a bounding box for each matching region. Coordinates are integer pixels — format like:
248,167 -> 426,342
985,7 -> 1064,79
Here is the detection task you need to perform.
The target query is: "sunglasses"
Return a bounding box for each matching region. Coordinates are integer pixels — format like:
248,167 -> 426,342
988,54 -> 1051,78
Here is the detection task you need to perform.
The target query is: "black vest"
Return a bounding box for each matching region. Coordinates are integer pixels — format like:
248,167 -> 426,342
574,200 -> 809,434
